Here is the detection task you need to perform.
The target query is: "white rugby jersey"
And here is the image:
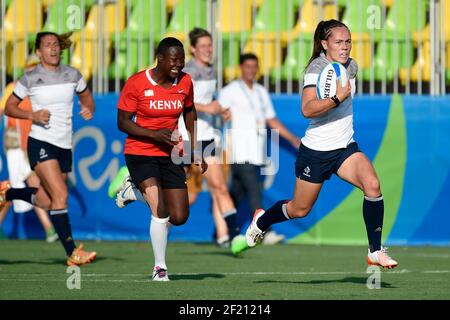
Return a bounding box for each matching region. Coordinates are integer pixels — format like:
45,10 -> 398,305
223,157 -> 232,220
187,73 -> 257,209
13,64 -> 87,149
178,59 -> 217,141
301,52 -> 358,151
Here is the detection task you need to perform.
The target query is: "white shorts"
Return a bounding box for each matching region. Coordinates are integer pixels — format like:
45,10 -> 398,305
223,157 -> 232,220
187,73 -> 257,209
6,148 -> 33,213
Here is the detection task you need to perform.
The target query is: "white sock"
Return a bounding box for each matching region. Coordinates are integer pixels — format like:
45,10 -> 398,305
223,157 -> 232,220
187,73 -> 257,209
150,215 -> 170,270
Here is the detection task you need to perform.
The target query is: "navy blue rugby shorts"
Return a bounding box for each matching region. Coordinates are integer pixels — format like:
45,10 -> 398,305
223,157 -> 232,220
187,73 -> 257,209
295,142 -> 361,183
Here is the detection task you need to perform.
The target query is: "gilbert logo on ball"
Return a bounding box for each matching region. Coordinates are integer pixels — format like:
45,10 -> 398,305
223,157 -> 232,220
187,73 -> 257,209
316,62 -> 348,99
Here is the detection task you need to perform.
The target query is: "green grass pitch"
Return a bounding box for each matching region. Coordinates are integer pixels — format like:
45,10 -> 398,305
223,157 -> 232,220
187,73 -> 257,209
1,240 -> 449,300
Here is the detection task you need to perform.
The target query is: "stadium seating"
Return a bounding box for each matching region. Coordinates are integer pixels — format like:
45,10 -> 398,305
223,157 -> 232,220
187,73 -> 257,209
164,0 -> 207,43
218,0 -> 263,81
1,0 -> 43,76
240,0 -> 300,80
362,0 -> 428,82
33,0 -> 92,65
341,0 -> 381,70
270,0 -> 337,82
109,0 -> 167,80
400,0 -> 450,83
71,0 -> 125,80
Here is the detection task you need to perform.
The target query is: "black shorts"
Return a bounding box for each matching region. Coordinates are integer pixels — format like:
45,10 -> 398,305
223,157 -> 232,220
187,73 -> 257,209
199,139 -> 220,158
125,154 -> 187,189
182,139 -> 220,159
27,137 -> 72,173
295,142 -> 361,183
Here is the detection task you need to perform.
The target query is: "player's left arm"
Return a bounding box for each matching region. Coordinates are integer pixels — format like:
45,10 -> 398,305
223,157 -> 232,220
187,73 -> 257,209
77,88 -> 95,121
267,117 -> 301,149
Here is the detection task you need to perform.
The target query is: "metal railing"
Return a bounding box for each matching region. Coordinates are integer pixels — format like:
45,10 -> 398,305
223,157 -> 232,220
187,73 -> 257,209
0,0 -> 448,95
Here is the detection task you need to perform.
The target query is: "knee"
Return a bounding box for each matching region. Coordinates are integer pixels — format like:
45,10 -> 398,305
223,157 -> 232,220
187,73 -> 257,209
50,189 -> 68,207
170,212 -> 189,226
39,201 -> 51,211
363,178 -> 381,197
288,203 -> 312,218
209,181 -> 228,196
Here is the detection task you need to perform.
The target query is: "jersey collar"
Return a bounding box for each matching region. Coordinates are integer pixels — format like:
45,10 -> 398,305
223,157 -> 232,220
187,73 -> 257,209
145,69 -> 179,87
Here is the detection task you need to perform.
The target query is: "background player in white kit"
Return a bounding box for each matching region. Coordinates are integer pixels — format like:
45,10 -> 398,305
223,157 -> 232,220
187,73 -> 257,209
0,32 -> 96,266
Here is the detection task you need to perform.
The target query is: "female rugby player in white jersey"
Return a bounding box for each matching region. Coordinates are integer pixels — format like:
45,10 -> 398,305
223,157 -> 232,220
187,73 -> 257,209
245,19 -> 398,269
1,32 -> 96,266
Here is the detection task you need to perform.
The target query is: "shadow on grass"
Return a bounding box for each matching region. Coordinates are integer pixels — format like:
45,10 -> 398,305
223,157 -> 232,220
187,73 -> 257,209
255,277 -> 397,288
170,273 -> 225,281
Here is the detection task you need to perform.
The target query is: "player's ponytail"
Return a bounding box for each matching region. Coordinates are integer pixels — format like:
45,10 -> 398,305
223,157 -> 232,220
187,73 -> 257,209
58,32 -> 73,50
35,31 -> 73,52
306,19 -> 349,68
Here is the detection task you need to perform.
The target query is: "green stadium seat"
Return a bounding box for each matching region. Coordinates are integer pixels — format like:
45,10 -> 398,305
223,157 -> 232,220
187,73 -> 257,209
401,0 -> 450,83
363,0 -> 428,81
270,0 -> 337,82
164,0 -> 207,43
1,0 -> 43,76
109,0 -> 167,80
30,0 -> 83,65
341,0 -> 381,70
238,0 -> 300,80
270,34 -> 314,82
71,0 -> 125,80
3,0 -> 14,8
218,0 -> 258,81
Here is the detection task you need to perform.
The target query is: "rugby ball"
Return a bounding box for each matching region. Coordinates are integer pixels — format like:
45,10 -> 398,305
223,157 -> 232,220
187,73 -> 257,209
316,62 -> 348,99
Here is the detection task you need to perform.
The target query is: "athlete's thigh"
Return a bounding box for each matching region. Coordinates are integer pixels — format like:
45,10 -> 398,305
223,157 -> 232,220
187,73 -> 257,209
336,152 -> 378,190
34,159 -> 67,197
203,161 -> 227,189
139,177 -> 167,218
290,177 -> 323,211
162,188 -> 189,224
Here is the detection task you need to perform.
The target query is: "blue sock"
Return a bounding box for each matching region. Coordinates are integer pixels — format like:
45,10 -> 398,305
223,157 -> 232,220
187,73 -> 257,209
363,195 -> 384,253
5,187 -> 38,204
49,209 -> 76,256
223,209 -> 239,239
256,200 -> 290,232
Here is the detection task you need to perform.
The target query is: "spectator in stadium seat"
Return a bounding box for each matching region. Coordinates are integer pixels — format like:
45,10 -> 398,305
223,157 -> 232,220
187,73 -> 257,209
218,53 -> 301,245
0,32 -> 97,266
116,37 -> 207,281
0,55 -> 58,242
244,20 -> 398,269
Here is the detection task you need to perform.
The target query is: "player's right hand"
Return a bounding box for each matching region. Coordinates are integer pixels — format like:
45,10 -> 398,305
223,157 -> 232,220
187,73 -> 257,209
336,79 -> 351,102
150,128 -> 178,146
31,109 -> 50,126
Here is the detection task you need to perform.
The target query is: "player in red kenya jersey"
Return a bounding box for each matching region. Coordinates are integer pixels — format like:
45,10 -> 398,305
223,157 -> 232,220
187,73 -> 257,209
117,37 -> 207,281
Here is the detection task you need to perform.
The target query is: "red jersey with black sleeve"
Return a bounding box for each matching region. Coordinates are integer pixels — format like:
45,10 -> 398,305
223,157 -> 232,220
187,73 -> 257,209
118,69 -> 194,156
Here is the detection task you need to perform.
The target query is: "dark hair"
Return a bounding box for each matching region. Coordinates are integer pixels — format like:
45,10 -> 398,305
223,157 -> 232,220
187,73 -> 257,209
156,37 -> 184,55
239,53 -> 258,65
306,19 -> 350,67
35,31 -> 72,52
189,27 -> 212,47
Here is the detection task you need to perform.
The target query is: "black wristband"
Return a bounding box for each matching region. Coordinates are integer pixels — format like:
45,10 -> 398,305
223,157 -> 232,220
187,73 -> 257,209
331,95 -> 341,107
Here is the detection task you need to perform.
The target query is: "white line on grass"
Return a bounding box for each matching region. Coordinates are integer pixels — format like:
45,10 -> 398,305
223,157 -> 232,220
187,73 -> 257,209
0,269 -> 421,279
